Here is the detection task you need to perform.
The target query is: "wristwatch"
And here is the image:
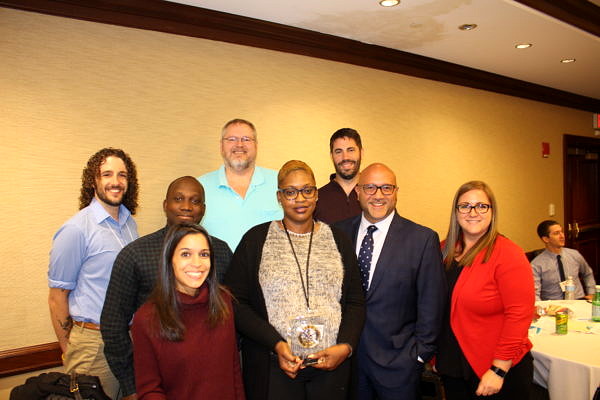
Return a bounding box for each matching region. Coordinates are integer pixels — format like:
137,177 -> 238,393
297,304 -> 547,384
490,365 -> 507,378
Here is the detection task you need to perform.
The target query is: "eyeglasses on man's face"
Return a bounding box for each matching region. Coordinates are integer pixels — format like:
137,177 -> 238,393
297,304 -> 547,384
358,184 -> 396,196
222,136 -> 255,144
456,203 -> 491,214
278,186 -> 318,201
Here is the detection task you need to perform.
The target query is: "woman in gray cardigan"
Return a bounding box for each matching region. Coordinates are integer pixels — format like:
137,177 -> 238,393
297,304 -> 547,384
224,160 -> 365,400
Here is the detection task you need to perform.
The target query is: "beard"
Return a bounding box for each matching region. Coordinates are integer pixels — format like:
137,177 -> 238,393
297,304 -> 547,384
223,148 -> 255,172
96,185 -> 125,207
335,159 -> 361,180
226,157 -> 251,171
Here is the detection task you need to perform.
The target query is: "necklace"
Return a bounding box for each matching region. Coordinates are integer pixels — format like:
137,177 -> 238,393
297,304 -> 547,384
282,220 -> 314,311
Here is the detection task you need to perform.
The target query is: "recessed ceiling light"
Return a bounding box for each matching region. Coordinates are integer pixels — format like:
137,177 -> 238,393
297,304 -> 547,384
515,43 -> 532,49
379,0 -> 400,6
560,58 -> 576,63
458,24 -> 478,31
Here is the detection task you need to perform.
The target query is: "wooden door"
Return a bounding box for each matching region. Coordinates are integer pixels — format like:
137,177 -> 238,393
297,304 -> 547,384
564,134 -> 600,283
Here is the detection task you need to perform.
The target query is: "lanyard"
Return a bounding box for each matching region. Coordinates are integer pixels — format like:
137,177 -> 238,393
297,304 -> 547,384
106,220 -> 133,249
282,220 -> 314,311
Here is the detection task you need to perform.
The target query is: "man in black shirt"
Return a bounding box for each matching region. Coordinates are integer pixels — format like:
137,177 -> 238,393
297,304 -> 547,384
100,176 -> 232,399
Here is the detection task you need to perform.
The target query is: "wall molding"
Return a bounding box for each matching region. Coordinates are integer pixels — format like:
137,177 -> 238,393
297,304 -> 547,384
0,342 -> 62,378
1,0 -> 598,112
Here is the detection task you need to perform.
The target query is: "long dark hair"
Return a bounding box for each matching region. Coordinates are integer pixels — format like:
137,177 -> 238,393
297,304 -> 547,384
150,224 -> 230,341
79,148 -> 139,214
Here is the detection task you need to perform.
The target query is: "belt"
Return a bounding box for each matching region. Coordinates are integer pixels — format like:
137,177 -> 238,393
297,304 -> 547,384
73,320 -> 101,330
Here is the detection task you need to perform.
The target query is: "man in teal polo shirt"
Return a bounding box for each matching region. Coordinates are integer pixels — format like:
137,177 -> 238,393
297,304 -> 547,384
198,118 -> 282,250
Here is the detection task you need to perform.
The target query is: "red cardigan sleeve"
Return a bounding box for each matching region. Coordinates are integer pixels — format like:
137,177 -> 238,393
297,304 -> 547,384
492,240 -> 535,361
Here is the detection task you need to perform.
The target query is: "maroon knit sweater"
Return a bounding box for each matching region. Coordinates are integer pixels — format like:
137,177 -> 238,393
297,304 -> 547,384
132,284 -> 245,399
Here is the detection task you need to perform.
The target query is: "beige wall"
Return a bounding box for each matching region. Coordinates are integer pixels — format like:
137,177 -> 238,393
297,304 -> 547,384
0,7 -> 596,351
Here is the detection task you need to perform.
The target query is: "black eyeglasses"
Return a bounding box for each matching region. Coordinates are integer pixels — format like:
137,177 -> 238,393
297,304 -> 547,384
357,184 -> 396,196
278,186 -> 317,200
456,203 -> 491,214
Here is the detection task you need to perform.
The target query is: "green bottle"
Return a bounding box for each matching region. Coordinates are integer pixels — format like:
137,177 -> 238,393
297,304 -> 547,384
593,285 -> 600,322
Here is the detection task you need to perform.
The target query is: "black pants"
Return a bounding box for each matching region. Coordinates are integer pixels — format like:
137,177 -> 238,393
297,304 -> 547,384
267,357 -> 351,400
442,352 -> 533,400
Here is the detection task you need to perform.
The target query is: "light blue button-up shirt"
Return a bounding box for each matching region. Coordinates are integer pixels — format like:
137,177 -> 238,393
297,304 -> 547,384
531,247 -> 596,300
198,165 -> 282,251
48,198 -> 138,324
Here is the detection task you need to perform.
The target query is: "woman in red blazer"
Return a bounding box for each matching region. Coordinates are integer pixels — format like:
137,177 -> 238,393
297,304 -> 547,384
436,181 -> 535,399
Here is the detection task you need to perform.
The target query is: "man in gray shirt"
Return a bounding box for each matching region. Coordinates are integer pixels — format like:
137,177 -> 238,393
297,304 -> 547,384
531,220 -> 596,300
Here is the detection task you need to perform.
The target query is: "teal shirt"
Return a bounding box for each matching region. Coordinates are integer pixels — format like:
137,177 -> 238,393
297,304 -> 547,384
198,165 -> 283,251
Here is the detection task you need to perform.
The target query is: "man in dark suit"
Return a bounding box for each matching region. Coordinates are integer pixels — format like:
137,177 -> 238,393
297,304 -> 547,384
336,163 -> 445,400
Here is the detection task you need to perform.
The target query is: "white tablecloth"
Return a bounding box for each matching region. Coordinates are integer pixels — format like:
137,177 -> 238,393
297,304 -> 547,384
530,300 -> 600,400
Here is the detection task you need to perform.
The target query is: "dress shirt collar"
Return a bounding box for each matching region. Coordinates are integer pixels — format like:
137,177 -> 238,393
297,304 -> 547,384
358,211 -> 394,238
542,248 -> 562,259
89,197 -> 131,227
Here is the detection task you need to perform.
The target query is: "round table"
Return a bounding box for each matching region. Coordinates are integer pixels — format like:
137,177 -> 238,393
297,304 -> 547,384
530,300 -> 600,400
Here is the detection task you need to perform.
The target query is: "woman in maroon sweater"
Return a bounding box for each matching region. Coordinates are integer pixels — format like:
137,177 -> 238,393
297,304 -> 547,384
436,181 -> 534,399
131,224 -> 244,400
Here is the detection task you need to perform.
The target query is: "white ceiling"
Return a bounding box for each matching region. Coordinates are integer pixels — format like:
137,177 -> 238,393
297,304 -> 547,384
168,0 -> 600,100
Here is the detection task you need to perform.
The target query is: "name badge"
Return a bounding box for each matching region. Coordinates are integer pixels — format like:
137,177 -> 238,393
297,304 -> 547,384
559,280 -> 567,292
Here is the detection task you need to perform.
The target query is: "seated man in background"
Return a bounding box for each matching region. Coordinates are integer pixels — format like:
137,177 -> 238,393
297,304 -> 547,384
101,176 -> 232,399
531,220 -> 596,300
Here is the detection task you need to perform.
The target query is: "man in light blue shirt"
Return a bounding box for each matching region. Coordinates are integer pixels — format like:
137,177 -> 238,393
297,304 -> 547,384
531,220 -> 596,300
198,119 -> 282,250
48,148 -> 139,400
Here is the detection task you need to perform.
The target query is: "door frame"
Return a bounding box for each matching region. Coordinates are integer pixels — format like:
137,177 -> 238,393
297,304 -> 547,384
563,133 -> 600,281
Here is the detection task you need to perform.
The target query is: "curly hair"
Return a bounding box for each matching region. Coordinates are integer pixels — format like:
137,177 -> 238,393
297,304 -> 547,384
79,148 -> 139,214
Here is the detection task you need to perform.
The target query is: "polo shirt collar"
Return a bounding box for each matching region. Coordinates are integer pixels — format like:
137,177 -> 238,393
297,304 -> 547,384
216,164 -> 264,188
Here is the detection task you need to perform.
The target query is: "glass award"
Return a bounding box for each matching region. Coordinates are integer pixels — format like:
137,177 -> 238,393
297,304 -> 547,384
287,312 -> 327,360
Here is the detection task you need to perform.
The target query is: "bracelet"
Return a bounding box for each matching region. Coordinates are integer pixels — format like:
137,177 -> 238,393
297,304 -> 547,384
490,365 -> 507,378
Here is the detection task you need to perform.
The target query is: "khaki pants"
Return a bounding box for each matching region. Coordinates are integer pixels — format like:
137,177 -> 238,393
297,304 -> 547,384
64,324 -> 121,400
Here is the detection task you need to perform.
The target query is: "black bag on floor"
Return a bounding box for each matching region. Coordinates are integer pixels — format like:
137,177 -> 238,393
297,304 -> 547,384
9,371 -> 111,400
